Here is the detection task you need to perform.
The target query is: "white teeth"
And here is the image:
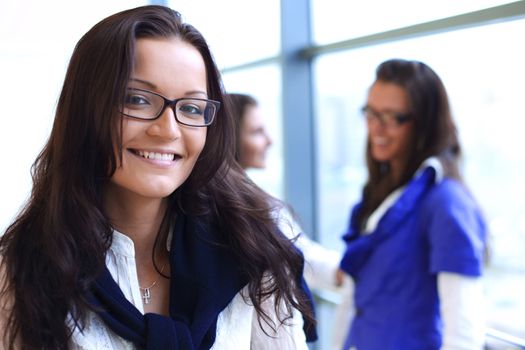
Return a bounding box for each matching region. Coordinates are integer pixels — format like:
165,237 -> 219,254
137,150 -> 175,161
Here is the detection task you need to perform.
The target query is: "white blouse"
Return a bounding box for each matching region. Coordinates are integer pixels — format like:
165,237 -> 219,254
69,230 -> 308,350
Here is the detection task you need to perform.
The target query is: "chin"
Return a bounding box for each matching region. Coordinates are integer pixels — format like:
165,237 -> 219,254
137,180 -> 185,199
371,151 -> 392,163
135,189 -> 175,199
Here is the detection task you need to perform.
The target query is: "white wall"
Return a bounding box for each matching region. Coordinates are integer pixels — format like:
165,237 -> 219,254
0,0 -> 147,232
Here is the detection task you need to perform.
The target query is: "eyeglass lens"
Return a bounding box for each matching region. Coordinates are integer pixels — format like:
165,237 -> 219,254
362,106 -> 410,127
123,89 -> 217,126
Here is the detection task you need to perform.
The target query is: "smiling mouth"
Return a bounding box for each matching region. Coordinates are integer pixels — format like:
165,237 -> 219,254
130,149 -> 180,161
371,137 -> 389,146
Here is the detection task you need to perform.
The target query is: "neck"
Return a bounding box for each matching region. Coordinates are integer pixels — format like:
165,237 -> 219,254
389,159 -> 406,185
104,187 -> 169,265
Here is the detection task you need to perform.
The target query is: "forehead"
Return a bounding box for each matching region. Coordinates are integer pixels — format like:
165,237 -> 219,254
367,81 -> 409,112
242,105 -> 264,126
132,37 -> 207,96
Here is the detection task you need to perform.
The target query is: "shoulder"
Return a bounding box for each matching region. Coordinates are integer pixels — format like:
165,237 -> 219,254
249,284 -> 308,350
422,177 -> 486,230
215,282 -> 308,350
428,177 -> 469,196
428,177 -> 474,202
215,282 -> 291,349
213,287 -> 253,349
272,205 -> 303,240
422,179 -> 487,275
422,178 -> 482,217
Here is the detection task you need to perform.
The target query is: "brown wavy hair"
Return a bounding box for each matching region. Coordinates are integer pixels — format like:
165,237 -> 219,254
225,92 -> 258,163
359,58 -> 462,227
0,6 -> 313,349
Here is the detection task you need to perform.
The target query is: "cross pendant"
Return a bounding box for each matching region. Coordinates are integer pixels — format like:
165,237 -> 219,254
142,288 -> 151,304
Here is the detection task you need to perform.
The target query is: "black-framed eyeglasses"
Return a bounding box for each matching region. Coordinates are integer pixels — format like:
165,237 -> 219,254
121,88 -> 220,127
361,106 -> 412,128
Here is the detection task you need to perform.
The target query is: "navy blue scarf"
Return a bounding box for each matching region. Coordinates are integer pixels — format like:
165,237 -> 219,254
88,213 -> 317,349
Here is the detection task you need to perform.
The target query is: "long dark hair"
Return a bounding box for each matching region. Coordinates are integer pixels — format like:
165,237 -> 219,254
225,92 -> 258,163
359,58 -> 462,226
0,6 -> 312,349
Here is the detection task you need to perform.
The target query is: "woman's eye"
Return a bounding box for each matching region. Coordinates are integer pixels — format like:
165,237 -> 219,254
179,103 -> 204,116
384,113 -> 397,123
251,128 -> 265,136
125,94 -> 150,107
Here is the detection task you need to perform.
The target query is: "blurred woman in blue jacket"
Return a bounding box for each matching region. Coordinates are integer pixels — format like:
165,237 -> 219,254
339,59 -> 487,350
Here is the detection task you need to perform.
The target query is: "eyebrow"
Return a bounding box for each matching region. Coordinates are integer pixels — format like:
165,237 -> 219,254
130,78 -> 157,90
129,78 -> 208,97
365,105 -> 409,115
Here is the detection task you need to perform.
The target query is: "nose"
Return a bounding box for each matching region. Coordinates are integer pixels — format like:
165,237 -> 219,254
146,106 -> 181,140
367,115 -> 386,134
265,131 -> 273,147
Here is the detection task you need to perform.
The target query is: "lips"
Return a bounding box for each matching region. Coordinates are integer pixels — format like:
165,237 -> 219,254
371,137 -> 389,146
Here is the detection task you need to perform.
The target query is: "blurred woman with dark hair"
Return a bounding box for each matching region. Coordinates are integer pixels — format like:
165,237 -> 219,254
0,6 -> 315,349
338,59 -> 487,349
227,92 -> 352,350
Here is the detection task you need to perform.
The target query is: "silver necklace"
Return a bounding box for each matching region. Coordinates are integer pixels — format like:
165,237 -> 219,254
139,264 -> 166,305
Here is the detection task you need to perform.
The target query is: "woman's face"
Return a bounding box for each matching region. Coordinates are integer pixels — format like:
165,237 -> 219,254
239,104 -> 273,169
365,80 -> 414,172
108,37 -> 208,201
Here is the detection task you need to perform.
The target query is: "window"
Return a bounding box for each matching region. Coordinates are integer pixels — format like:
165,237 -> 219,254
223,65 -> 284,198
169,0 -> 280,68
310,0 -> 517,44
314,18 -> 525,340
169,0 -> 284,198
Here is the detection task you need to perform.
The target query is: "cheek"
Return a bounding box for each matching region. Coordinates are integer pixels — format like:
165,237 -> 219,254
254,135 -> 270,151
393,126 -> 414,153
120,118 -> 134,141
366,120 -> 382,137
239,138 -> 257,163
187,129 -> 207,159
117,121 -> 139,164
241,137 -> 256,153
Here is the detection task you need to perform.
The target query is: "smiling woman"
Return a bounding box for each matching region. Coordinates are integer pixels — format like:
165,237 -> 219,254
0,6 -> 316,349
339,59 -> 487,350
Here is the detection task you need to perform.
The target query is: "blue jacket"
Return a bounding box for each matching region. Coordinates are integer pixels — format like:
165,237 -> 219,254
340,167 -> 486,350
